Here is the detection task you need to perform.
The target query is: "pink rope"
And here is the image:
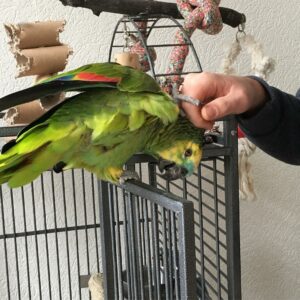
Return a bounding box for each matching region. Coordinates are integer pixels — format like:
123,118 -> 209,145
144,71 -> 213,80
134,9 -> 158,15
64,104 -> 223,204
129,21 -> 157,72
164,0 -> 223,92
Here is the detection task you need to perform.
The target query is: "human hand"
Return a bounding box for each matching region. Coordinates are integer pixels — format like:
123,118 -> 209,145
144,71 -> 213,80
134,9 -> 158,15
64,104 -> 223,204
181,72 -> 268,129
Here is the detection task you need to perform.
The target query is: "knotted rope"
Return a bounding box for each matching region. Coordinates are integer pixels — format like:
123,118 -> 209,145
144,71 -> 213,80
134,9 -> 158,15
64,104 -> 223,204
128,21 -> 157,72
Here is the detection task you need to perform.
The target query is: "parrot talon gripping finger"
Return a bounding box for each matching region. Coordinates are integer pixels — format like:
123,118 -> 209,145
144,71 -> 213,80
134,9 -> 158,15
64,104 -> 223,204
119,170 -> 140,185
172,86 -> 204,107
174,94 -> 204,106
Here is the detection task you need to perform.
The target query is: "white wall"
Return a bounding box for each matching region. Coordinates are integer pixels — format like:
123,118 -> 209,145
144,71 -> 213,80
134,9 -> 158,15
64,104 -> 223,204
0,0 -> 299,299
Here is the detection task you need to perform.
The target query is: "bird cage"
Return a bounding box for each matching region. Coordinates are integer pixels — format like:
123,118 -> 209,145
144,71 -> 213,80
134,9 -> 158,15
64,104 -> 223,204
0,12 -> 241,300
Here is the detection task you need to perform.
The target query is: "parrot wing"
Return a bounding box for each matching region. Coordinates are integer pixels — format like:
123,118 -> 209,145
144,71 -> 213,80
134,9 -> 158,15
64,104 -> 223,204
0,62 -> 162,112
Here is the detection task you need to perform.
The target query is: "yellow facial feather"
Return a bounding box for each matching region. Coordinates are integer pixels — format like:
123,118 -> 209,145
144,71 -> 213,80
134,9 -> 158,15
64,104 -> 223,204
157,140 -> 202,175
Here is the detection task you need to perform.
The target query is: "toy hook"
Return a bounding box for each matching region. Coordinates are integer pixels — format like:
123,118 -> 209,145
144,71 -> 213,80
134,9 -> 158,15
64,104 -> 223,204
236,21 -> 246,42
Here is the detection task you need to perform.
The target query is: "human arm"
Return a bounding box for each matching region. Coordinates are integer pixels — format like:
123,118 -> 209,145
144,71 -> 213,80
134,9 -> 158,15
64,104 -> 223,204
181,72 -> 300,164
237,78 -> 300,164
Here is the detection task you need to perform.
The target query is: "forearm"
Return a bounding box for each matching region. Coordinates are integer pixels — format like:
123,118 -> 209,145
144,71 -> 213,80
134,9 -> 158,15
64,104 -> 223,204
237,77 -> 300,164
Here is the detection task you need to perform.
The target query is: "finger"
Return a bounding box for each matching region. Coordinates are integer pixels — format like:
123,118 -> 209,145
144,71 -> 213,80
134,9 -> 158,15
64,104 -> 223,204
201,95 -> 239,121
181,102 -> 214,129
181,72 -> 218,101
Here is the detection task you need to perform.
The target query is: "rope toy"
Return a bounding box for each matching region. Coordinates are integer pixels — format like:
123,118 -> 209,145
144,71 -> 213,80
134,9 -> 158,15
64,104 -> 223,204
220,24 -> 276,201
220,25 -> 275,80
162,0 -> 223,93
114,21 -> 156,71
4,21 -> 72,126
128,21 -> 157,72
237,128 -> 257,201
88,273 -> 104,300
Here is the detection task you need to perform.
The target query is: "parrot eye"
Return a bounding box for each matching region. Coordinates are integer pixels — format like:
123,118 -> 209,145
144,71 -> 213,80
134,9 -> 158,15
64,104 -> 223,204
184,148 -> 193,157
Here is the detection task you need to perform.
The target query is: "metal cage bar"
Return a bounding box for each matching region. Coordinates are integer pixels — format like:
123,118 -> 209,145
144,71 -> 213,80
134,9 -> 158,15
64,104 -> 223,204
99,180 -> 197,300
223,118 -> 241,300
0,168 -> 102,300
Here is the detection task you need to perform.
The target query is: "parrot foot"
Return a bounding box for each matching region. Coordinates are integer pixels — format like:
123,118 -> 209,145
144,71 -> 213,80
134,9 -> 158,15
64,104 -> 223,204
53,161 -> 67,173
119,170 -> 140,185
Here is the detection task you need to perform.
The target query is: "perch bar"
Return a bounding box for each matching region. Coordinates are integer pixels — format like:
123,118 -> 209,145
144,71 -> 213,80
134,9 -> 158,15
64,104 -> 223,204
59,0 -> 245,27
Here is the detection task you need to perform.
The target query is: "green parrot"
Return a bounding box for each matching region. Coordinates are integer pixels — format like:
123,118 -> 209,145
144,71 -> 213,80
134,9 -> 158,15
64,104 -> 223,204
0,62 -> 204,188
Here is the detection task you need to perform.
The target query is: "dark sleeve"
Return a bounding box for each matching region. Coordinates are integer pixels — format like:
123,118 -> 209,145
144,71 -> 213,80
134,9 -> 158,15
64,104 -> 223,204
236,77 -> 300,165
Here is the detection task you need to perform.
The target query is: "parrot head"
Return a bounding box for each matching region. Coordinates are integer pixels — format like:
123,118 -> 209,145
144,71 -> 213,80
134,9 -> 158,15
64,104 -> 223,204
149,116 -> 204,181
157,139 -> 202,181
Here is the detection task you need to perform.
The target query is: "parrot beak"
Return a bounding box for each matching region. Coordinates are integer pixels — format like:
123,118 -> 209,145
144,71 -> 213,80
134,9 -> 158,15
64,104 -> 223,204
158,158 -> 188,181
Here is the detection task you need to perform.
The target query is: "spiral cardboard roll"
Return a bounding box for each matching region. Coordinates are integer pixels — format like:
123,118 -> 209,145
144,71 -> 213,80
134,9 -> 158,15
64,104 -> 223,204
14,45 -> 71,77
4,101 -> 45,126
5,21 -> 65,50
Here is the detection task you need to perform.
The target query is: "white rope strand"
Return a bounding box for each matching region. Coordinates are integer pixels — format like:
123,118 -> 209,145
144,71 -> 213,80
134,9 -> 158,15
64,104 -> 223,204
220,32 -> 275,201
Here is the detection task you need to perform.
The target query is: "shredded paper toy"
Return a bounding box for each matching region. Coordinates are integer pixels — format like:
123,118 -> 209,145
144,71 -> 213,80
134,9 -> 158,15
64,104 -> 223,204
4,20 -> 73,125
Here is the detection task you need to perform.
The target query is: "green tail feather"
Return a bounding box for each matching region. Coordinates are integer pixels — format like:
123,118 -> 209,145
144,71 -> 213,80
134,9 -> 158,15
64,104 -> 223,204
7,145 -> 62,187
0,143 -> 54,187
0,122 -> 80,188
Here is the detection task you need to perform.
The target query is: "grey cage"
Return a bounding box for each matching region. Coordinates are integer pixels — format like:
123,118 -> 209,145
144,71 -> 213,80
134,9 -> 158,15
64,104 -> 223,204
0,14 -> 241,300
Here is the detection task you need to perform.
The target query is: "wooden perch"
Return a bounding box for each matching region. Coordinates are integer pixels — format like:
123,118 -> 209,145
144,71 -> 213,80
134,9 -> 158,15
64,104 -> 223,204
59,0 -> 246,28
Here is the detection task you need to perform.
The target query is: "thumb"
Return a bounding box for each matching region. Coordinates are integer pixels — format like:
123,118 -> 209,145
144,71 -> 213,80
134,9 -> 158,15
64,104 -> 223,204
201,95 -> 236,121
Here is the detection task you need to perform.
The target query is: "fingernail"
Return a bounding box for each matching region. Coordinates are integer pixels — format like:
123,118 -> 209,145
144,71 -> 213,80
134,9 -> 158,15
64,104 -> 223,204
203,106 -> 217,120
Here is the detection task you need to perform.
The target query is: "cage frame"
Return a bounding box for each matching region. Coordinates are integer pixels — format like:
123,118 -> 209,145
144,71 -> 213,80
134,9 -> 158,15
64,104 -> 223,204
0,12 -> 241,300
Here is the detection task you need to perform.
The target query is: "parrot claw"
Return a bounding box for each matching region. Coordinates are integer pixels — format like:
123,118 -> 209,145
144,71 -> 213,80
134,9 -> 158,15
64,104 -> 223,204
172,85 -> 204,107
53,161 -> 67,173
119,170 -> 140,185
174,94 -> 204,106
